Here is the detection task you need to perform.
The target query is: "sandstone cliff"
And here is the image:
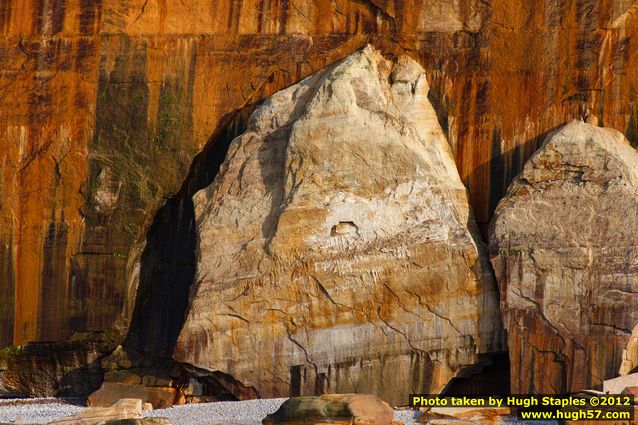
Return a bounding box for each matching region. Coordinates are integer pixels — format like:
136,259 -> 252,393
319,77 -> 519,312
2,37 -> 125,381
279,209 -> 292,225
173,46 -> 503,406
621,324 -> 638,375
3,1 -> 638,356
490,121 -> 638,393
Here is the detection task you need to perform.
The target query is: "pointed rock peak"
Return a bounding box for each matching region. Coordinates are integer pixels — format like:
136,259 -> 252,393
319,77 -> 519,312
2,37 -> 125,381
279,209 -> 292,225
520,120 -> 638,186
490,121 -> 638,394
177,46 -> 502,406
328,44 -> 425,86
391,52 -> 426,84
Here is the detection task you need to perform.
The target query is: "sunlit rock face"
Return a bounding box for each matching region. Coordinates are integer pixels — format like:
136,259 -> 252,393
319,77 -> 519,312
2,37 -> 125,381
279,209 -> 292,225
4,0 -> 638,360
490,121 -> 638,394
174,46 -> 504,406
621,324 -> 638,376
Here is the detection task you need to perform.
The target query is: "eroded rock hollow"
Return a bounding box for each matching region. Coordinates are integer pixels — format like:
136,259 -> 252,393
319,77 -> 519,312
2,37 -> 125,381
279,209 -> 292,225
490,121 -> 638,393
173,46 -> 504,405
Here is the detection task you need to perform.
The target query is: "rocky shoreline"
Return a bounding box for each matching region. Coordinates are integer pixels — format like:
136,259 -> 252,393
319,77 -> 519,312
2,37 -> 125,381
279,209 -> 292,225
0,398 -> 558,425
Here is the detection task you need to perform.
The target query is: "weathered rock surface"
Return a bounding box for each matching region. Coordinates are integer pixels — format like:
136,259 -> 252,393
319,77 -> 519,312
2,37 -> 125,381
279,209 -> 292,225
0,338 -> 114,398
3,0 -> 638,368
417,407 -> 510,425
87,346 -> 184,408
90,344 -> 262,405
620,324 -> 638,375
262,394 -> 398,425
622,385 -> 638,397
4,0 -> 638,402
88,383 -> 178,410
490,121 -> 638,393
603,373 -> 638,394
103,419 -> 171,425
174,46 -> 503,406
49,398 -> 144,425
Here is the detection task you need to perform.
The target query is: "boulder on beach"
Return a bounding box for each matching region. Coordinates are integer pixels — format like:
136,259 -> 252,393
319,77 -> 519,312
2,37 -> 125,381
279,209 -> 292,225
416,406 -> 511,425
262,394 -> 400,425
103,418 -> 172,425
88,382 -> 178,409
49,398 -> 145,425
104,418 -> 172,425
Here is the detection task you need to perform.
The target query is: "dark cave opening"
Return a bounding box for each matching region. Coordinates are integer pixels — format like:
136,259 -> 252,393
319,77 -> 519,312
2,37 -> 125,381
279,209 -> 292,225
124,105 -> 259,358
441,352 -> 510,396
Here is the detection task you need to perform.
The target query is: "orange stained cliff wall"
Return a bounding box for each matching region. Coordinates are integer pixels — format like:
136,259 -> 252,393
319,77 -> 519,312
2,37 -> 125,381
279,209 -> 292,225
1,0 -> 638,350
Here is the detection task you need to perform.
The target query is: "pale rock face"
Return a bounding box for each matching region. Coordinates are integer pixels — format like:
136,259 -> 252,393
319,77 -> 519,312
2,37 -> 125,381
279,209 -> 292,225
50,398 -> 144,425
490,121 -> 638,394
263,394 -> 395,425
174,46 -> 503,405
94,166 -> 122,214
620,324 -> 638,376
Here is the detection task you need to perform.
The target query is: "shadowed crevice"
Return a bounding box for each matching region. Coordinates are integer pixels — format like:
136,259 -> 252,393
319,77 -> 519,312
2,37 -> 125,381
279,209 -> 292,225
441,352 -> 510,396
469,123 -> 565,238
124,105 -> 260,358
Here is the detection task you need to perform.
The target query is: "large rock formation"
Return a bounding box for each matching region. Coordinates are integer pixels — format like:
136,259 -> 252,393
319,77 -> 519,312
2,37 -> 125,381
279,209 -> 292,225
0,337 -> 114,398
490,121 -> 638,393
173,46 -> 503,406
3,0 -> 638,361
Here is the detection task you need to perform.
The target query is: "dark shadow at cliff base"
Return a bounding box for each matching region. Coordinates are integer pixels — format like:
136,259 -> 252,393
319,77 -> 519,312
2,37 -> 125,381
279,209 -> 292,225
124,106 -> 260,358
626,104 -> 638,148
0,236 -> 15,348
442,352 -> 510,396
0,338 -> 114,399
427,85 -> 450,142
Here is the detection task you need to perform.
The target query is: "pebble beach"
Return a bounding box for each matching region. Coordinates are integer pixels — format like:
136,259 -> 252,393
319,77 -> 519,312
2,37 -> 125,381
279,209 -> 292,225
0,398 -> 558,425
0,398 -> 418,425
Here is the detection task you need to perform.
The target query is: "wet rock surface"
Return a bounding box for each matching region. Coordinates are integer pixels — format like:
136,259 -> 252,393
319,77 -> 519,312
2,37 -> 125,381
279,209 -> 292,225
174,46 -> 503,405
490,121 -> 638,393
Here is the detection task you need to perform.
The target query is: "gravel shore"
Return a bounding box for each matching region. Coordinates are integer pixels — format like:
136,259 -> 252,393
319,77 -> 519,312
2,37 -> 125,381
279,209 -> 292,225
0,398 -> 554,424
0,398 -> 423,425
0,398 -> 85,424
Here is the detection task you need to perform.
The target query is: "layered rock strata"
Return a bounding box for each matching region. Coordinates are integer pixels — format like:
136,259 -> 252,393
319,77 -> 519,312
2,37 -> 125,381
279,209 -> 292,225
3,0 -> 638,355
0,337 -> 114,398
49,398 -> 150,425
490,121 -> 638,393
174,46 -> 503,406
